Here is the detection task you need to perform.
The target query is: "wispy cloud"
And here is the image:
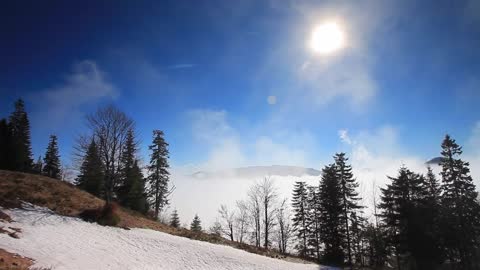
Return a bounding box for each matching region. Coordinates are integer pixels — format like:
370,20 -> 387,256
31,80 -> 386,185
30,60 -> 117,127
186,109 -> 316,171
167,63 -> 196,70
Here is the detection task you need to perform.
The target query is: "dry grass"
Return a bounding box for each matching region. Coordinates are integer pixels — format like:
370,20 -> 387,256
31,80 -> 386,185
0,248 -> 34,270
0,170 -> 313,265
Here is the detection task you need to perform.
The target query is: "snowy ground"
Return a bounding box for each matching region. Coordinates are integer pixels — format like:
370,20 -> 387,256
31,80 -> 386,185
0,205 -> 322,270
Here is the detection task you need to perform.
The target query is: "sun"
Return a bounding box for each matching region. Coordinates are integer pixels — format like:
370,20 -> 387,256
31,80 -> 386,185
310,22 -> 345,54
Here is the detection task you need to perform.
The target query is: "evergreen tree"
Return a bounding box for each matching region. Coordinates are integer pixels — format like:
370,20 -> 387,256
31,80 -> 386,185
76,139 -> 104,197
334,152 -> 362,268
170,209 -> 180,228
190,214 -> 202,232
127,160 -> 149,213
291,181 -> 310,257
0,118 -> 13,170
306,185 -> 321,261
417,167 -> 443,268
147,130 -> 171,219
42,135 -> 61,179
378,167 -> 430,269
439,135 -> 480,268
363,223 -> 388,269
113,129 -> 149,212
32,155 -> 43,174
9,99 -> 33,171
319,164 -> 345,266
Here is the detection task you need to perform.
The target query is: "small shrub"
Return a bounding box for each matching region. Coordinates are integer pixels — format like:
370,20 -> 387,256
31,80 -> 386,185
79,202 -> 121,226
79,208 -> 101,223
97,202 -> 120,226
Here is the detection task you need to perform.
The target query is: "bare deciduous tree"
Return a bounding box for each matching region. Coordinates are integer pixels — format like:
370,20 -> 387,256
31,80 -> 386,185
247,182 -> 262,247
218,204 -> 235,241
235,200 -> 249,244
259,177 -> 278,249
276,198 -> 292,254
86,105 -> 134,203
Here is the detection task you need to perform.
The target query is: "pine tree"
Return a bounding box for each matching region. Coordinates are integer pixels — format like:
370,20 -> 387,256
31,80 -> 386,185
306,185 -> 321,261
291,181 -> 310,257
190,214 -> 202,232
439,135 -> 480,267
170,209 -> 180,228
9,99 -> 33,172
411,170 -> 443,269
42,135 -> 61,179
334,152 -> 362,268
127,160 -> 149,213
75,139 -> 104,197
378,167 -> 426,269
319,164 -> 345,266
147,130 -> 171,219
0,118 -> 13,170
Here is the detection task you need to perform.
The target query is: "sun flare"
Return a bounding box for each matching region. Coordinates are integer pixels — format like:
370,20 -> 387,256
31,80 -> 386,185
310,22 -> 345,54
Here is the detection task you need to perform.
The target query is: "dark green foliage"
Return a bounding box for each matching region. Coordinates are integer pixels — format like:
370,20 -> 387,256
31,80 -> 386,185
76,139 -> 104,197
291,181 -> 309,257
378,167 -> 423,268
170,209 -> 180,228
79,203 -> 121,227
117,129 -> 149,213
8,99 -> 33,172
319,164 -> 345,266
190,214 -> 202,232
379,166 -> 445,269
147,130 -> 171,218
363,223 -> 388,269
439,135 -> 480,268
334,152 -> 362,267
306,185 -> 321,261
42,135 -> 61,179
0,118 -> 13,170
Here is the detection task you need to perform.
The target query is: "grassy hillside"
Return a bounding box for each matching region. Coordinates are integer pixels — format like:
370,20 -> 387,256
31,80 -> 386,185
0,170 -> 310,265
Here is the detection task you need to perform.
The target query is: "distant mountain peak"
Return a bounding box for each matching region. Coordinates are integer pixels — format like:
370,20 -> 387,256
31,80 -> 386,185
192,165 -> 321,179
426,157 -> 444,165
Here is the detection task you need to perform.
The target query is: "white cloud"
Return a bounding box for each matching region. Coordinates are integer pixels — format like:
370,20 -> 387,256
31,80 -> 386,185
31,60 -> 117,126
338,129 -> 352,145
186,109 -> 316,171
167,64 -> 196,70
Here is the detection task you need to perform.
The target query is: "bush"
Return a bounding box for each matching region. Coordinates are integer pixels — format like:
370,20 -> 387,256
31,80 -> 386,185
97,202 -> 120,226
79,202 -> 120,227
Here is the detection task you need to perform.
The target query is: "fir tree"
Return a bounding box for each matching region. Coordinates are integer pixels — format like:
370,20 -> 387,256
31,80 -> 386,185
42,135 -> 61,179
147,130 -> 171,219
291,181 -> 310,257
127,160 -> 149,213
76,139 -> 104,197
439,135 -> 480,267
319,164 -> 345,266
306,185 -> 322,261
334,152 -> 362,268
9,99 -> 33,171
190,214 -> 202,232
0,118 -> 13,170
170,209 -> 180,228
378,167 -> 426,269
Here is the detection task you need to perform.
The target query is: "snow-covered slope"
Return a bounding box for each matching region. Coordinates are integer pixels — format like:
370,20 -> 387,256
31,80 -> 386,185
0,205 -> 320,270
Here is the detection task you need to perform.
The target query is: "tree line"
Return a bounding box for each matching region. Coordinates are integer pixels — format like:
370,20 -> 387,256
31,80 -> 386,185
211,136 -> 480,270
0,99 -> 172,218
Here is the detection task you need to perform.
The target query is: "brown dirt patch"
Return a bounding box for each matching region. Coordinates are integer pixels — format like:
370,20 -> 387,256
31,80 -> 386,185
0,248 -> 33,270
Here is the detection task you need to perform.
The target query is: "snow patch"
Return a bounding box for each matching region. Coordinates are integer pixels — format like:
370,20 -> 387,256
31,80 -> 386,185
0,207 -> 321,270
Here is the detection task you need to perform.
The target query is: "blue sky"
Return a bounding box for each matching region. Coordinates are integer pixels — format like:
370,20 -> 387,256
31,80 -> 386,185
1,0 -> 480,171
